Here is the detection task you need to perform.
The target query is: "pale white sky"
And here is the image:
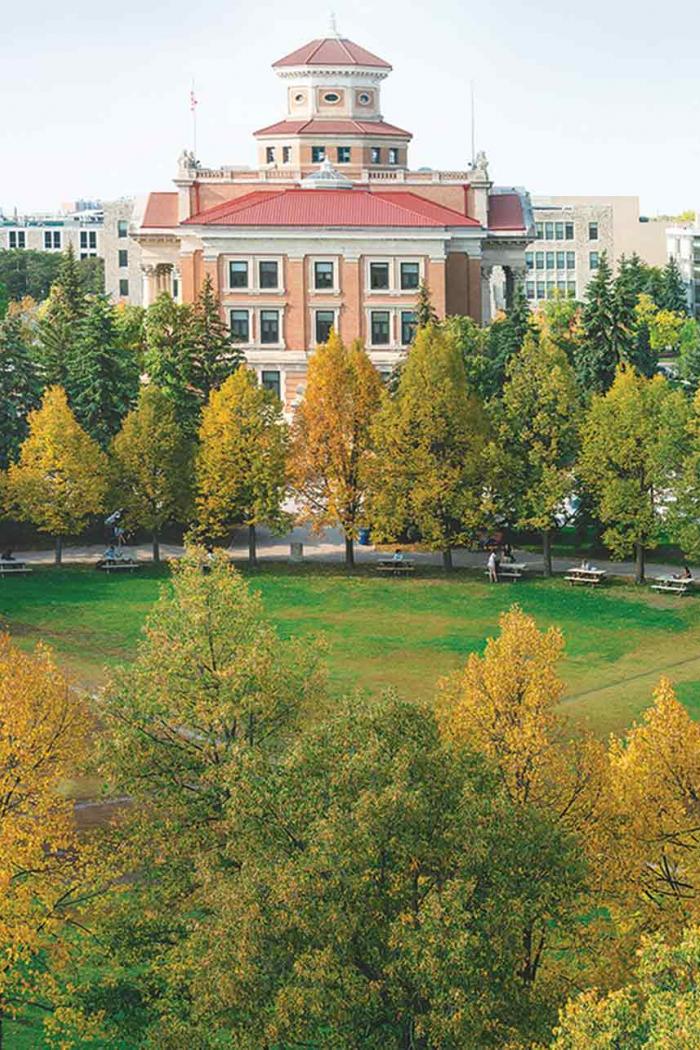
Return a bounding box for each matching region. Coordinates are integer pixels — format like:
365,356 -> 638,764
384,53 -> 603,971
1,0 -> 698,215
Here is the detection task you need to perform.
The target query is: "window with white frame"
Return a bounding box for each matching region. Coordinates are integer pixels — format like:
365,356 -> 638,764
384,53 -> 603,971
311,146 -> 326,163
260,309 -> 280,344
400,310 -> 417,346
388,147 -> 399,165
119,279 -> 129,297
261,370 -> 281,399
44,230 -> 61,249
371,146 -> 381,164
9,231 -> 25,249
229,260 -> 249,288
400,262 -> 420,290
589,251 -> 600,270
370,310 -> 391,346
369,261 -> 390,290
315,310 -> 335,344
80,230 -> 97,250
259,260 -> 279,289
117,219 -> 128,238
118,249 -> 128,268
282,146 -> 291,164
313,260 -> 334,290
230,309 -> 250,342
336,146 -> 351,164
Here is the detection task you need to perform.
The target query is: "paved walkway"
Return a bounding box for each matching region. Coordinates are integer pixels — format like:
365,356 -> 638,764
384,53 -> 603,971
9,526 -> 689,581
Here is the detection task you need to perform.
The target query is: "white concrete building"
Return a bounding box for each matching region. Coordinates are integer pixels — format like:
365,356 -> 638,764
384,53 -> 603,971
666,222 -> 700,317
0,204 -> 102,259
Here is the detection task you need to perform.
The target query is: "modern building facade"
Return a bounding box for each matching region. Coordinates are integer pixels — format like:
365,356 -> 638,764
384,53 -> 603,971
134,32 -> 534,411
666,221 -> 700,317
525,196 -> 668,305
0,204 -> 103,259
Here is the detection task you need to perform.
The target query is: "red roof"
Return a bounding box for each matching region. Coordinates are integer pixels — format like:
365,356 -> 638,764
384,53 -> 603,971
273,37 -> 390,70
142,192 -> 178,227
183,189 -> 480,229
255,118 -> 411,139
488,193 -> 525,231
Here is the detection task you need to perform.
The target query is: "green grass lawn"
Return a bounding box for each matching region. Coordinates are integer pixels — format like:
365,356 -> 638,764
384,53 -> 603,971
2,561 -> 700,736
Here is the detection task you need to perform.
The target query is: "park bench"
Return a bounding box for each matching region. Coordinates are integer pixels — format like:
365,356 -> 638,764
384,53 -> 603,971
484,561 -> 530,582
564,567 -> 607,587
0,559 -> 32,576
375,558 -> 415,577
651,574 -> 694,596
97,557 -> 140,574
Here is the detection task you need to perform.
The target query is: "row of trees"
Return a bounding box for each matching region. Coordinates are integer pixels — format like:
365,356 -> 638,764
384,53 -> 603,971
0,245 -> 103,310
3,558 -> 700,1046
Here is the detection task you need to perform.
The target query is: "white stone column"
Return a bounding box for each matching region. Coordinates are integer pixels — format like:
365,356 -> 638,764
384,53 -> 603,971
141,265 -> 156,307
480,264 -> 494,324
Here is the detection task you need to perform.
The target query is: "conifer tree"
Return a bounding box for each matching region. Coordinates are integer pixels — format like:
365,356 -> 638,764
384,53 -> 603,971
195,369 -> 289,564
68,295 -> 140,446
36,284 -> 78,387
660,256 -> 689,314
0,312 -> 41,468
56,242 -> 86,318
143,293 -> 198,434
415,280 -> 438,327
189,274 -> 241,402
4,386 -> 108,563
576,253 -> 634,393
483,283 -> 534,394
289,332 -> 383,566
366,325 -> 490,570
111,386 -> 193,561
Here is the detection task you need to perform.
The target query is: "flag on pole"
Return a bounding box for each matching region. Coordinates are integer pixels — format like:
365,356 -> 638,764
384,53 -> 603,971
190,88 -> 198,112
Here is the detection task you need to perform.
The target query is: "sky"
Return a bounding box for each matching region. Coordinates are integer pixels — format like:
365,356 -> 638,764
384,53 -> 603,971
1,0 -> 698,216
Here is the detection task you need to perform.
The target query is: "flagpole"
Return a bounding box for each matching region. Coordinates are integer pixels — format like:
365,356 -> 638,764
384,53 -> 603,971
191,79 -> 198,157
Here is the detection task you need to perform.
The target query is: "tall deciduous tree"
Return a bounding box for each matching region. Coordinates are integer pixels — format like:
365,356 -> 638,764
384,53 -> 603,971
195,369 -> 289,564
289,332 -> 383,566
366,325 -> 490,570
0,636 -> 89,1045
111,386 -> 193,561
501,333 -> 581,575
189,274 -> 241,403
143,292 -> 198,434
67,295 -> 140,446
0,313 -> 41,468
578,368 -> 687,583
3,386 -> 108,563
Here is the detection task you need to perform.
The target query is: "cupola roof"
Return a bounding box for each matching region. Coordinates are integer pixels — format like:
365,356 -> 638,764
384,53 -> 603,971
273,37 -> 391,70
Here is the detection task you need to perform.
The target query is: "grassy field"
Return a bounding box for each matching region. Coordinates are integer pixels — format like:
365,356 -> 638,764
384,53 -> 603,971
1,562 -> 700,736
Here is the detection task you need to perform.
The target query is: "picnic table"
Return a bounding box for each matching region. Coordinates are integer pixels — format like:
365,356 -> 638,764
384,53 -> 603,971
484,561 -> 531,582
564,566 -> 607,587
651,574 -> 695,596
96,555 -> 140,574
375,557 -> 415,577
0,558 -> 32,576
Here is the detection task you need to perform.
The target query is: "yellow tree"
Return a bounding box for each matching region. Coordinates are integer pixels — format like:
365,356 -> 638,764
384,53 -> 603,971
111,385 -> 193,562
289,331 -> 382,566
0,636 -> 89,1044
3,386 -> 108,564
195,369 -> 289,564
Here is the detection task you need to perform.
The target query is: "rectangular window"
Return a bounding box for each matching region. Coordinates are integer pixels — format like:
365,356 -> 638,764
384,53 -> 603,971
556,251 -> 566,270
536,281 -> 546,299
260,309 -> 280,344
266,147 -> 275,163
589,251 -> 600,269
388,147 -> 399,165
565,222 -> 574,240
589,222 -> 599,240
229,260 -> 249,288
545,221 -> 554,240
400,261 -> 420,290
230,309 -> 250,342
261,370 -> 281,399
9,231 -> 26,249
547,281 -> 556,298
525,251 -> 534,271
567,251 -> 576,270
370,261 -> 390,289
535,251 -> 544,270
315,310 -> 335,344
117,219 -> 128,238
119,279 -> 129,296
555,221 -> 564,240
546,252 -> 555,270
282,146 -> 291,164
336,146 -> 351,164
567,281 -> 577,296
557,279 -> 566,292
118,249 -> 128,268
371,146 -> 381,164
371,310 -> 390,345
259,260 -> 279,289
314,261 -> 334,289
535,223 -> 543,240
80,230 -> 97,251
44,230 -> 61,249
311,146 -> 326,163
526,281 -> 535,300
400,310 -> 417,346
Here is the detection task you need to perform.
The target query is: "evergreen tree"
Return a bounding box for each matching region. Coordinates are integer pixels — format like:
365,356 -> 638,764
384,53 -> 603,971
616,253 -> 649,303
68,296 -> 140,446
0,313 -> 41,468
483,283 -> 534,395
576,253 -> 634,393
143,293 -> 199,435
415,280 -> 438,327
678,318 -> 700,389
189,274 -> 241,402
56,243 -> 86,319
660,256 -> 689,314
0,280 -> 8,319
36,284 -> 78,387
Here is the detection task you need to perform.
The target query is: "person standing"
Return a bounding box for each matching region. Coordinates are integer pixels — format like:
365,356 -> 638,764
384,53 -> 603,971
487,550 -> 499,584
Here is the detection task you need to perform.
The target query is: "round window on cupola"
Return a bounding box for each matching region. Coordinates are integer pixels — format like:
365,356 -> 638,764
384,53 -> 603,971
293,91 -> 306,104
323,91 -> 341,104
357,91 -> 373,106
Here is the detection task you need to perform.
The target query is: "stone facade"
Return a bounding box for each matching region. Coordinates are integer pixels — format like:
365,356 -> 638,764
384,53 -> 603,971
102,199 -> 146,306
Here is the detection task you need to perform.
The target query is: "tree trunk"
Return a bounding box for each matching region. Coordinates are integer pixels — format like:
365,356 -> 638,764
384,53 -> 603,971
542,528 -> 553,578
345,534 -> 354,568
54,535 -> 63,566
442,547 -> 453,572
635,541 -> 645,585
248,524 -> 257,566
152,532 -> 160,563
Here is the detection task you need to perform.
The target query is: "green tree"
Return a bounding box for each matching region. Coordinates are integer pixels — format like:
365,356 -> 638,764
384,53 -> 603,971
0,249 -> 61,302
289,331 -> 383,566
678,318 -> 700,388
0,313 -> 41,468
535,295 -> 584,371
195,369 -> 289,564
67,295 -> 140,446
189,274 -> 241,403
35,284 -> 79,387
660,256 -> 689,314
0,280 -> 8,319
77,254 -> 105,295
111,386 -> 193,561
366,325 -> 490,570
445,314 -> 501,402
578,368 -> 687,582
143,293 -> 198,434
3,386 -> 108,563
55,243 -> 85,318
577,253 -> 634,393
415,279 -> 438,327
501,333 -> 581,575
